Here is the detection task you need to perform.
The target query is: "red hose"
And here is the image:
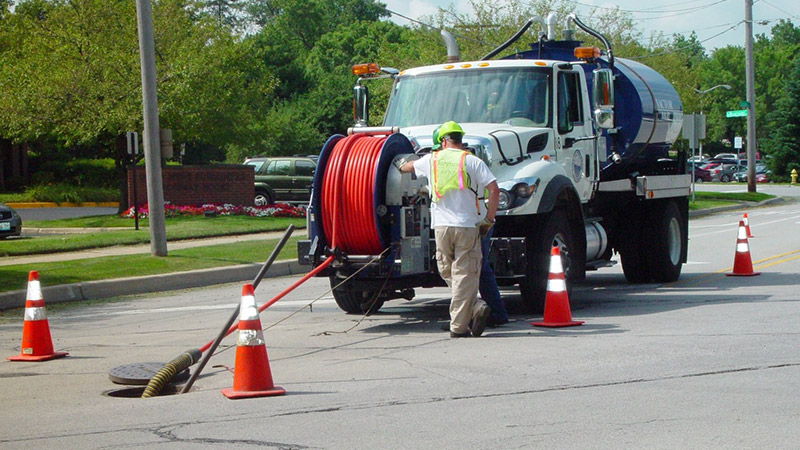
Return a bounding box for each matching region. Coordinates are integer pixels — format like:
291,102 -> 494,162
199,134 -> 388,352
199,257 -> 333,353
321,134 -> 385,255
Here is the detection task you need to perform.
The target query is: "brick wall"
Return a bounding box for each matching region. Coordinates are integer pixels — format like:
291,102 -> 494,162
127,165 -> 255,207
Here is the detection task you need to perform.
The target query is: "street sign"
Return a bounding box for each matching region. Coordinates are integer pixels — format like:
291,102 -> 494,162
738,101 -> 750,108
734,136 -> 743,149
726,110 -> 748,118
682,114 -> 706,149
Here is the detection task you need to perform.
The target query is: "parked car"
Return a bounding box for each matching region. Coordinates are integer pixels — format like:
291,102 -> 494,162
756,172 -> 769,183
700,161 -> 736,182
687,164 -> 712,183
0,202 -> 23,238
243,156 -> 317,205
732,164 -> 768,182
714,152 -> 739,161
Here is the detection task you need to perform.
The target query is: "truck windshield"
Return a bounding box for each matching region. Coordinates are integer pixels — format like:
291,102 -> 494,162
383,67 -> 551,128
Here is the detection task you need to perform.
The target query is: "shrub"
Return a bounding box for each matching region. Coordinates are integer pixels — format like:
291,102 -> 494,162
37,158 -> 117,188
25,184 -> 118,203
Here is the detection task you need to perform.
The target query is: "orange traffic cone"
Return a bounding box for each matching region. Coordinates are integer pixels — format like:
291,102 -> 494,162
7,271 -> 68,362
726,220 -> 760,277
221,284 -> 285,399
532,246 -> 584,328
743,213 -> 754,238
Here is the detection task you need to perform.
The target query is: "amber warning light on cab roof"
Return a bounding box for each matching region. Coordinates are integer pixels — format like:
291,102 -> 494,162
352,63 -> 380,76
574,46 -> 601,61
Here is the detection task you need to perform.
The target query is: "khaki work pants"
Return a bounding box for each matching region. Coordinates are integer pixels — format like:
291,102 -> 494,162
434,226 -> 486,334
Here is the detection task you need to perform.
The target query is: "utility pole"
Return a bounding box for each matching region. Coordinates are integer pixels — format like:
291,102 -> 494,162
744,0 -> 757,193
135,0 -> 167,256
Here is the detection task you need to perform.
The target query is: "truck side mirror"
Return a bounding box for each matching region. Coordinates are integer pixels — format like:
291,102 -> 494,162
592,68 -> 614,129
353,83 -> 369,127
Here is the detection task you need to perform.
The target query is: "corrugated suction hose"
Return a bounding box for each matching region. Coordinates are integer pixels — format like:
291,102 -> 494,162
141,349 -> 202,398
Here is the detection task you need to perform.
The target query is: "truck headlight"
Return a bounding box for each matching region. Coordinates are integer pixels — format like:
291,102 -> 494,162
497,190 -> 512,210
496,177 -> 539,211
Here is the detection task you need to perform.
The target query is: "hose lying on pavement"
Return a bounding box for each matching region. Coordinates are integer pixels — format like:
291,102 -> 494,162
141,349 -> 202,398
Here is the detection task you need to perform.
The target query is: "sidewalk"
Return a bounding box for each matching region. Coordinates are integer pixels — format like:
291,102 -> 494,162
2,230 -> 291,267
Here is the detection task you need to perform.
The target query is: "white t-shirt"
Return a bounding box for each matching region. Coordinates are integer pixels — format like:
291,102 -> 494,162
413,150 -> 496,228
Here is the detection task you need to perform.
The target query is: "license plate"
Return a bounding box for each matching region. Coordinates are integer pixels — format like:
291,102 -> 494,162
0,222 -> 10,231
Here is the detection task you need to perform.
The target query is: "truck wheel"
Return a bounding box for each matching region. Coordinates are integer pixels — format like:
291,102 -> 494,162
619,204 -> 651,283
329,277 -> 384,314
519,209 -> 573,314
647,200 -> 684,282
255,190 -> 273,206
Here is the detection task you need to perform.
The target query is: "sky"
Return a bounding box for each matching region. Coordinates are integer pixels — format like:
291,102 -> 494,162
382,0 -> 800,52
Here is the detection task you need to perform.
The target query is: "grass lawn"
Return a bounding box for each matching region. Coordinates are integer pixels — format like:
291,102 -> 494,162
0,237 -> 302,293
1,215 -> 306,256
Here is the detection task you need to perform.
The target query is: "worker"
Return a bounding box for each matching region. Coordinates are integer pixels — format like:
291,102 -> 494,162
397,121 -> 500,337
477,192 -> 509,327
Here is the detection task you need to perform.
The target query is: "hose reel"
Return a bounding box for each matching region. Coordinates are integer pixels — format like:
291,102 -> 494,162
312,131 -> 414,256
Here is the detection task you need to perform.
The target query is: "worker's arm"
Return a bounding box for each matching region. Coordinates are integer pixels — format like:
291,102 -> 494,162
394,155 -> 419,173
484,180 -> 499,223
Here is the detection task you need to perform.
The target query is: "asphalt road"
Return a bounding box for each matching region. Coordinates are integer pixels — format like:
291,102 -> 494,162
1,201 -> 799,449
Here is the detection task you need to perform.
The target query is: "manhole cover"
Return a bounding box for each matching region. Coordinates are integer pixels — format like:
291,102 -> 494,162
108,362 -> 190,385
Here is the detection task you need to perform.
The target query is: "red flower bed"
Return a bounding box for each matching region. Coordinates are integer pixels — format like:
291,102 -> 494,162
120,202 -> 306,218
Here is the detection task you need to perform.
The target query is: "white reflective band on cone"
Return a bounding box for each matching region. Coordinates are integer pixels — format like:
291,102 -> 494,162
738,227 -> 747,239
24,306 -> 47,321
550,255 -> 564,273
237,328 -> 265,347
547,279 -> 567,293
737,242 -> 749,253
27,280 -> 42,302
239,294 -> 258,321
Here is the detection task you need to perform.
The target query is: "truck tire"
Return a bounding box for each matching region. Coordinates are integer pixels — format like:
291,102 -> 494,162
619,203 -> 651,283
647,200 -> 684,282
519,209 -> 574,313
329,277 -> 384,315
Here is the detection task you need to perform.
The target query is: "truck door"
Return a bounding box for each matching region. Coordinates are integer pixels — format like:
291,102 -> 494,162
555,69 -> 594,202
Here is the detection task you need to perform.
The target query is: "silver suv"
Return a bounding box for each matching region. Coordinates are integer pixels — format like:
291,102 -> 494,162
243,156 -> 316,205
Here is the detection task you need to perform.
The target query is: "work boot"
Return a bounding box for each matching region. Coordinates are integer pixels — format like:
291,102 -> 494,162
471,303 -> 491,337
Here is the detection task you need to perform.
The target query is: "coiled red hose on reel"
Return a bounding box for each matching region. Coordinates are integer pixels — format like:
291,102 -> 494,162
320,134 -> 387,255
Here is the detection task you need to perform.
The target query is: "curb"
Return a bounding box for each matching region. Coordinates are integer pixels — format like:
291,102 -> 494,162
687,196 -> 787,218
6,202 -> 119,209
0,259 -> 307,310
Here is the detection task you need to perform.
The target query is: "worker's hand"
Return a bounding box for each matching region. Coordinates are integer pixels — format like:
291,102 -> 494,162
477,217 -> 494,236
393,154 -> 418,171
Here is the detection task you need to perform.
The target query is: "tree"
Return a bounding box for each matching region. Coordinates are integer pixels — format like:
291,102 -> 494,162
761,56 -> 800,179
0,0 -> 274,207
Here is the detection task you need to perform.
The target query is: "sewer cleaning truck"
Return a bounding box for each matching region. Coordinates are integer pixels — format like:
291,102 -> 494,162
297,14 -> 690,314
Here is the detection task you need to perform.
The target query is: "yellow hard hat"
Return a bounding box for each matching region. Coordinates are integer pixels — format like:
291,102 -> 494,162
438,121 -> 464,141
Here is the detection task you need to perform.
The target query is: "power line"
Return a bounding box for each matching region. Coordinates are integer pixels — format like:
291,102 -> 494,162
629,21 -> 742,60
563,0 -> 731,16
760,0 -> 800,19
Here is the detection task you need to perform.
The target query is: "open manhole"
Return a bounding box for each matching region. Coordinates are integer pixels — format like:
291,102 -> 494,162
106,362 -> 193,398
108,362 -> 190,385
104,384 -> 191,398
